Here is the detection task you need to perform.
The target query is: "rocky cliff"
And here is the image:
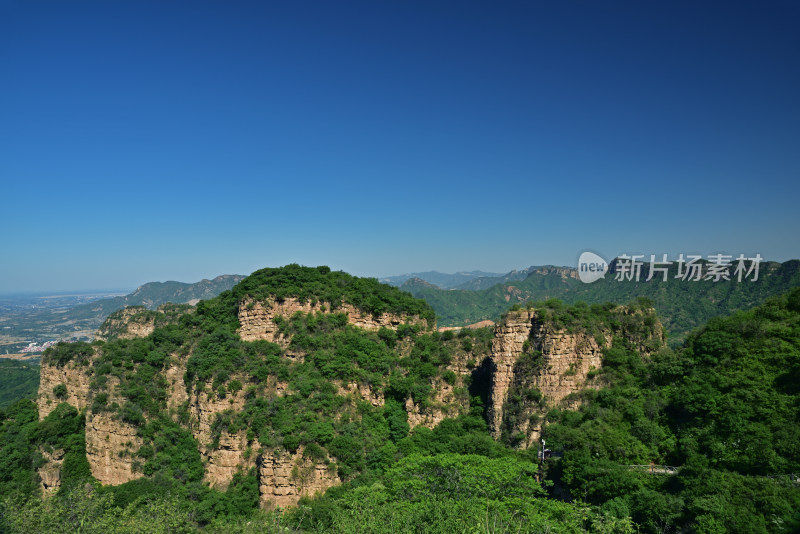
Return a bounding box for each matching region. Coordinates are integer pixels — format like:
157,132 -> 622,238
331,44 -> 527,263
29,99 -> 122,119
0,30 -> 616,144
37,358 -> 91,420
238,297 -> 427,344
34,281 -> 448,507
257,447 -> 338,508
37,448 -> 65,493
34,266 -> 661,509
488,306 -> 663,448
96,303 -> 192,341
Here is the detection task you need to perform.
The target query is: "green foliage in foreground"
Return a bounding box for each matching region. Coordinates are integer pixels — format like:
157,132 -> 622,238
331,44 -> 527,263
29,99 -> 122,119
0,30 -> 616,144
543,287 -> 800,533
1,459 -> 633,534
0,359 -> 39,409
0,400 -> 91,503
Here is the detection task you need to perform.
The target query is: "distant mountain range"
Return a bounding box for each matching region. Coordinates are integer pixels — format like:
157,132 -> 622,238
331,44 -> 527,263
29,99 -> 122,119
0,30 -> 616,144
0,275 -> 245,346
379,270 -> 504,289
66,274 -> 246,321
400,260 -> 800,344
381,266 -> 576,291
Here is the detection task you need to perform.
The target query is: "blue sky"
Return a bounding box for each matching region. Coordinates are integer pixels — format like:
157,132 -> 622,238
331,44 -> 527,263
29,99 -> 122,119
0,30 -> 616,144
1,1 -> 798,292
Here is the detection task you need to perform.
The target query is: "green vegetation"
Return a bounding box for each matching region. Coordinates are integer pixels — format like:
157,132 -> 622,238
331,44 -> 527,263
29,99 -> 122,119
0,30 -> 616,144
542,288 -> 800,532
0,399 -> 89,501
406,260 -> 800,343
97,303 -> 194,340
499,299 -> 663,448
0,360 -> 39,409
2,264 -> 799,532
228,264 -> 435,324
41,341 -> 95,367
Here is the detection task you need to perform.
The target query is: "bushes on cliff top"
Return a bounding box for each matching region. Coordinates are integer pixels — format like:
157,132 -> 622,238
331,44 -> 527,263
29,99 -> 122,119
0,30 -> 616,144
41,341 -> 95,367
222,264 -> 435,324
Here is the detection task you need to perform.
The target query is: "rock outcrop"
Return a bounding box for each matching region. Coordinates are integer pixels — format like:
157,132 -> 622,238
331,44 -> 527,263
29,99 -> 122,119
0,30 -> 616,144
96,304 -> 192,341
95,306 -> 157,341
405,377 -> 469,429
85,409 -> 143,485
238,298 -> 427,344
37,359 -> 91,420
488,307 -> 663,448
488,310 -> 536,439
205,431 -> 254,490
257,448 -> 338,509
84,376 -> 143,485
38,448 -> 65,493
185,377 -> 249,489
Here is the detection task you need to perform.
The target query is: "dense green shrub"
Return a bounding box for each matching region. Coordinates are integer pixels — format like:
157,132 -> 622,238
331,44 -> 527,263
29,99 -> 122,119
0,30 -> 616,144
41,341 -> 95,367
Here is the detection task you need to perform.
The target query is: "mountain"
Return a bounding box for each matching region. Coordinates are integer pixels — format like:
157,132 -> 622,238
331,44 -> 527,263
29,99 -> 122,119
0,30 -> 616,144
380,270 -> 503,289
3,264 -> 649,531
453,265 -> 576,290
0,274 -> 246,347
398,276 -> 440,292
1,264 -> 798,532
66,274 -> 247,320
405,259 -> 800,343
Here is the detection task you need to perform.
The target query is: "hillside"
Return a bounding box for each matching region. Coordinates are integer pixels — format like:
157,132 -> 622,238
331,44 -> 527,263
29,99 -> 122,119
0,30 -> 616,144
0,360 -> 39,409
453,265 -> 576,290
1,265 -> 657,532
2,265 -> 797,532
541,287 -> 800,532
406,259 -> 800,343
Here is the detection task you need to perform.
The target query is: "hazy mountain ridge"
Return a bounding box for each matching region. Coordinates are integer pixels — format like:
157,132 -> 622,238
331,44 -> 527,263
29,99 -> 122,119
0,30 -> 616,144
73,274 -> 246,317
0,275 -> 246,351
455,265 -> 578,290
405,259 -> 800,342
380,270 -> 503,289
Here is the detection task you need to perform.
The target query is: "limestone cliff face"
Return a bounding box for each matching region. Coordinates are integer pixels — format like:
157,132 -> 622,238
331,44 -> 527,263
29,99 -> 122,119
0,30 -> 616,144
488,310 -> 536,440
205,431 -> 255,490
339,382 -> 384,408
37,359 -> 91,420
258,448 -> 338,509
96,304 -> 192,341
38,351 -> 144,486
85,409 -> 143,485
405,378 -> 469,429
37,352 -> 93,492
238,298 -> 428,344
96,306 -> 157,341
489,308 -> 663,448
33,290 -> 469,508
165,355 -> 189,415
84,376 -> 144,485
38,448 -> 65,493
185,377 -> 249,489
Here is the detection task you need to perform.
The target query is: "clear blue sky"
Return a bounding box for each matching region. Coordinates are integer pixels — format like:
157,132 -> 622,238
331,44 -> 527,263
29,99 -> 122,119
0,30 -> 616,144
2,0 -> 798,292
